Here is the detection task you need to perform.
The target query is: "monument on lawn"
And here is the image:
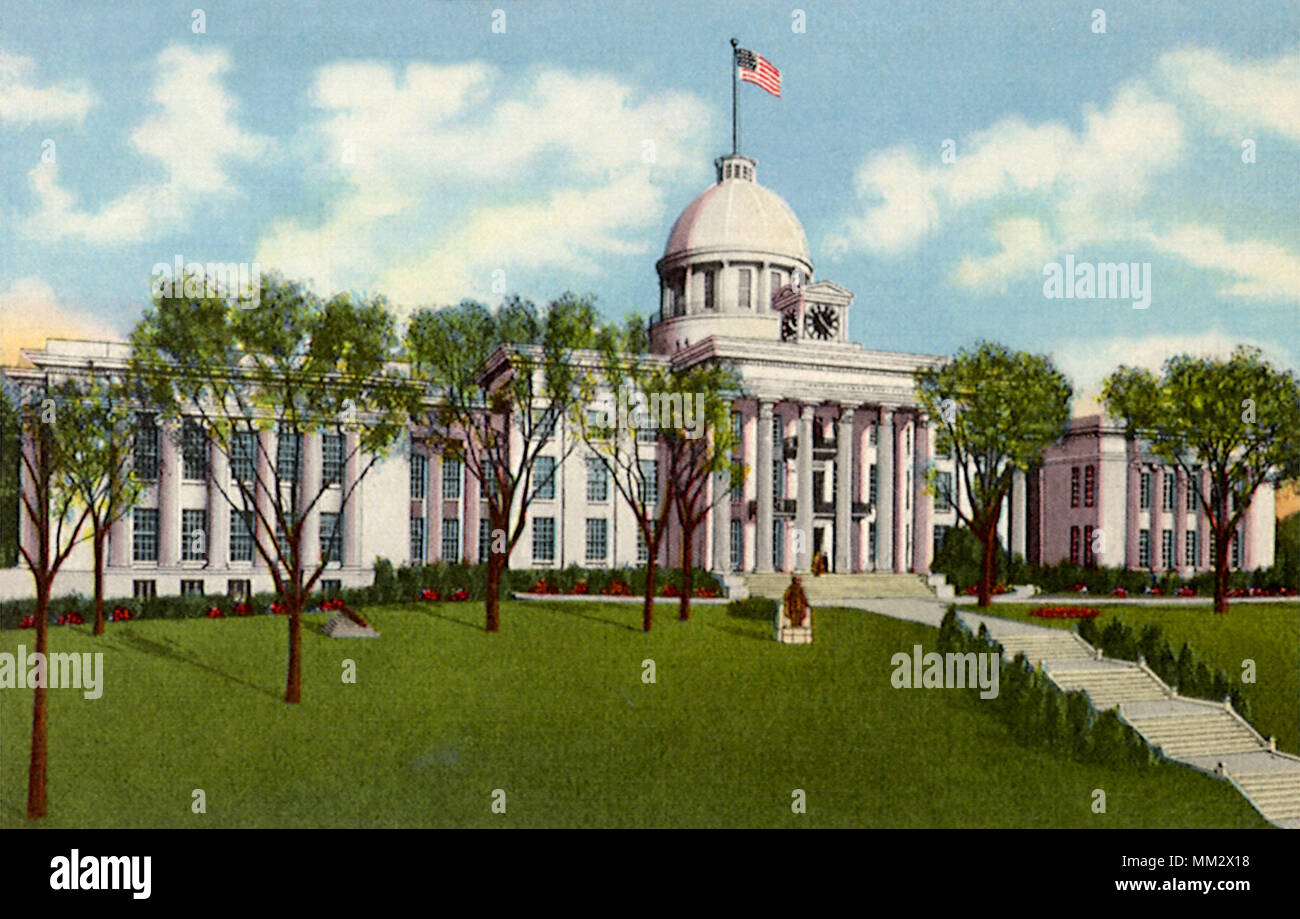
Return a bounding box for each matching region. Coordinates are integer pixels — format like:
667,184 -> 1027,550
776,575 -> 814,644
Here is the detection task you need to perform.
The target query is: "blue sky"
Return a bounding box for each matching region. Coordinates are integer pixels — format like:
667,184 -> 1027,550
1,0 -> 1297,405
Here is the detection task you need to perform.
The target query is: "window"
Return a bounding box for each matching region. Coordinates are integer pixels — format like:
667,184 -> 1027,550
411,452 -> 427,500
534,456 -> 557,500
1139,471 -> 1151,509
867,522 -> 875,566
133,579 -> 156,600
230,510 -> 254,562
639,459 -> 658,505
133,508 -> 159,562
409,517 -> 425,562
730,519 -> 743,569
275,520 -> 292,560
868,424 -> 878,445
182,419 -> 208,480
134,414 -> 160,480
537,406 -> 559,441
934,471 -> 953,511
1138,529 -> 1151,568
587,458 -> 608,502
1161,529 -> 1174,569
181,509 -> 207,562
637,424 -> 658,443
637,524 -> 652,564
480,462 -> 499,500
317,512 -> 341,563
773,460 -> 785,503
1083,465 -> 1096,507
1231,526 -> 1241,569
1070,467 -> 1080,508
737,268 -> 752,309
585,518 -> 608,563
180,579 -> 204,596
731,410 -> 742,443
1162,470 -> 1175,511
773,519 -> 785,569
703,269 -> 716,310
933,524 -> 951,556
1069,525 -> 1081,564
905,469 -> 911,510
227,579 -> 251,600
1185,530 -> 1198,568
277,427 -> 301,481
532,517 -> 555,563
730,464 -> 743,502
442,456 -> 462,499
231,430 -> 256,482
773,414 -> 784,448
441,518 -> 461,562
322,434 -> 344,486
869,464 -> 878,505
1083,525 -> 1094,566
1186,473 -> 1199,511
770,271 -> 782,302
479,518 -> 493,561
320,579 -> 341,595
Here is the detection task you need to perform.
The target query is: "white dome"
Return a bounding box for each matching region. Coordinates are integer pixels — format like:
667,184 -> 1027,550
662,156 -> 811,267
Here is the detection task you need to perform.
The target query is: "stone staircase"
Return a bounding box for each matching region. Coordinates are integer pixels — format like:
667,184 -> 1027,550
738,572 -> 936,602
963,610 -> 1300,829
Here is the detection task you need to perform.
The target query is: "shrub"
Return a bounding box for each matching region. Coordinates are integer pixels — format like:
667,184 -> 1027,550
726,596 -> 777,620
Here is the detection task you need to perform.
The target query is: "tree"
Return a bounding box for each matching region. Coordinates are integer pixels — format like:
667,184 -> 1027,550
406,294 -> 598,632
578,315 -> 675,631
54,374 -> 145,636
3,378 -> 93,818
915,341 -> 1072,607
662,363 -> 743,621
1102,347 -> 1300,613
129,274 -> 416,702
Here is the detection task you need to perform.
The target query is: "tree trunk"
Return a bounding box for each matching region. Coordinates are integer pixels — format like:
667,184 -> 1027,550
977,521 -> 998,608
485,551 -> 504,633
1213,527 -> 1229,614
642,555 -> 655,632
679,521 -> 693,621
27,582 -> 50,819
92,530 -> 106,636
284,603 -> 303,703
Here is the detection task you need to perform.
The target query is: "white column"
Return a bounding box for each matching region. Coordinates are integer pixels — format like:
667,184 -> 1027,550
343,431 -> 361,567
299,433 -> 321,575
712,466 -> 731,575
755,401 -> 774,571
835,407 -> 854,573
207,437 -> 229,569
913,415 -> 933,574
157,423 -> 179,568
875,408 -> 894,571
795,404 -> 814,571
1010,468 -> 1026,559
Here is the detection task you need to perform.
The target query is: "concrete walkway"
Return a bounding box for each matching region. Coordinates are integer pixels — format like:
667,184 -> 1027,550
834,597 -> 1300,828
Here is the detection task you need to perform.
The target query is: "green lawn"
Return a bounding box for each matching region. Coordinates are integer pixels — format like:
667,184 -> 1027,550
980,602 -> 1299,753
0,601 -> 1271,828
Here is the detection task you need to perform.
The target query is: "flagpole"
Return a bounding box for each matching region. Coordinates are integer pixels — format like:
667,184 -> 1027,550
730,37 -> 739,154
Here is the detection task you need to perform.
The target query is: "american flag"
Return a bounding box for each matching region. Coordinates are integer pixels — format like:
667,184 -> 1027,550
736,47 -> 781,98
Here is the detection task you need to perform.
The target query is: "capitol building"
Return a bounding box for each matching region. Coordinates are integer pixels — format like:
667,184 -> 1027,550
0,152 -> 1275,601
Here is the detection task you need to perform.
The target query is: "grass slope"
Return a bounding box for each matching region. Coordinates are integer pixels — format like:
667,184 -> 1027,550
982,602 -> 1299,753
0,601 -> 1270,828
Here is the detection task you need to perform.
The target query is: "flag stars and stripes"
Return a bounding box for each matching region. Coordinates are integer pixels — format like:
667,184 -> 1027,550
736,47 -> 781,97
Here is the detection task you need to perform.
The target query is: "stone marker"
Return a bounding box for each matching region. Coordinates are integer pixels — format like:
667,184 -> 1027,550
321,606 -> 380,638
775,575 -> 814,644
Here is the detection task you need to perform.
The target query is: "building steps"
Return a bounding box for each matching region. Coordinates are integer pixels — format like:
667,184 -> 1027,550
737,572 -> 936,601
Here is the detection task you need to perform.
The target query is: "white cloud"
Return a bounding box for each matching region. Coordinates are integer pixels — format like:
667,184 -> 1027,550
953,217 -> 1055,292
1159,46 -> 1300,143
1051,330 -> 1293,417
21,45 -> 268,244
1144,223 -> 1300,301
0,277 -> 120,365
0,50 -> 94,124
256,60 -> 711,313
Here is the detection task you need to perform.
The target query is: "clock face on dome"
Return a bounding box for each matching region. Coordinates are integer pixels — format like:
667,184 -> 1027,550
780,309 -> 798,342
803,303 -> 839,340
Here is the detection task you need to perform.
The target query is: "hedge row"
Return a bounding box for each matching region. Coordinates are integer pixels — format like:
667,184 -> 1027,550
0,558 -> 725,630
1076,616 -> 1257,729
937,608 -> 1155,769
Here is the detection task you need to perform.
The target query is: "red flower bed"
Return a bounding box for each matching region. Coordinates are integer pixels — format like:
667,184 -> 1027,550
319,597 -> 345,611
694,585 -> 719,598
418,588 -> 441,601
206,607 -> 225,619
232,602 -> 251,616
270,601 -> 286,615
572,581 -> 589,594
601,581 -> 633,596
1030,606 -> 1099,619
447,588 -> 469,602
530,580 -> 559,594
1112,587 -> 1128,598
56,611 -> 84,626
1072,583 -> 1089,593
18,616 -> 36,629
111,605 -> 133,622
661,582 -> 681,597
1177,587 -> 1196,597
